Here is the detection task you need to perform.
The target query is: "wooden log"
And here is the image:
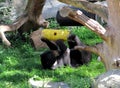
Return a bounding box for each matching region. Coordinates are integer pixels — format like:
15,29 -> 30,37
30,29 -> 47,50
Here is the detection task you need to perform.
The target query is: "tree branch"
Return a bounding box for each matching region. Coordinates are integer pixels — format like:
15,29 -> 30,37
58,0 -> 108,22
0,0 -> 49,46
37,15 -> 49,27
0,13 -> 28,46
59,7 -> 107,40
74,42 -> 103,56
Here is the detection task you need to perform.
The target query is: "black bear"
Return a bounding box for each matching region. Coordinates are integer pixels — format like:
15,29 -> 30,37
40,38 -> 71,69
68,34 -> 92,67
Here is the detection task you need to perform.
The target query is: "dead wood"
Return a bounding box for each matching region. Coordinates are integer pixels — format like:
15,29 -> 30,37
59,6 -> 107,40
58,0 -> 108,22
30,29 -> 47,50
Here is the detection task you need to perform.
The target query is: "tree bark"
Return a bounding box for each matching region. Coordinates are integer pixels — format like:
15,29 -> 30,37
58,0 -> 108,22
58,0 -> 120,71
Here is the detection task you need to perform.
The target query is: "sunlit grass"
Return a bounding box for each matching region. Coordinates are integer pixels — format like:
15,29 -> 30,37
0,18 -> 105,88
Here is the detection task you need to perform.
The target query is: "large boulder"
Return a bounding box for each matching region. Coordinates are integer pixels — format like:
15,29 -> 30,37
92,69 -> 120,88
42,0 -> 68,19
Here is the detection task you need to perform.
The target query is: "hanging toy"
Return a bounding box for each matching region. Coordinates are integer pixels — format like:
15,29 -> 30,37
41,29 -> 70,41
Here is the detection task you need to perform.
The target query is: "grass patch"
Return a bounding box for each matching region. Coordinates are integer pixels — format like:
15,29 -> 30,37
0,19 -> 105,88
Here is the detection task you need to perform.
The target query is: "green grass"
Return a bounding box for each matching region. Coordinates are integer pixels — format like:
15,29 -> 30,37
0,19 -> 105,88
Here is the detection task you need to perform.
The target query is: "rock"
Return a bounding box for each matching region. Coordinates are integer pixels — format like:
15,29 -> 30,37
42,0 -> 68,19
92,69 -> 120,88
28,77 -> 69,88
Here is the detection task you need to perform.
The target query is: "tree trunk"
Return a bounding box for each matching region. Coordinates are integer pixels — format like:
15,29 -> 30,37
91,0 -> 120,70
100,0 -> 120,70
58,0 -> 120,71
18,0 -> 49,35
0,0 -> 48,46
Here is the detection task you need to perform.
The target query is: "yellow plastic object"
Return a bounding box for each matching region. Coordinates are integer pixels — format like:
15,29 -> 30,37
41,29 -> 70,41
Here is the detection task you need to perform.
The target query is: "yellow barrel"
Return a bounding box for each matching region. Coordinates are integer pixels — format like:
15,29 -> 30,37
41,29 -> 70,41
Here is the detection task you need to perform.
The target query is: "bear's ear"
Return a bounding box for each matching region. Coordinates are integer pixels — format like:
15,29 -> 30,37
67,34 -> 78,49
55,40 -> 67,53
41,38 -> 58,50
68,34 -> 76,41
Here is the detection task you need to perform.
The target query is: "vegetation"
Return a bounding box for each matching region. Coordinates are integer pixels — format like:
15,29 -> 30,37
0,19 -> 105,88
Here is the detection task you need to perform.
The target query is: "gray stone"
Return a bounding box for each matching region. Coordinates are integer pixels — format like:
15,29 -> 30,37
42,0 -> 68,19
92,69 -> 120,88
28,77 -> 69,88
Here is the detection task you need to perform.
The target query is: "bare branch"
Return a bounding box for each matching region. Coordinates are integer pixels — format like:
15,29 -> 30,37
37,15 -> 49,28
0,13 -> 28,46
58,0 -> 108,22
10,13 -> 28,31
75,45 -> 98,54
60,7 -> 107,40
0,25 -> 11,46
74,42 -> 103,56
